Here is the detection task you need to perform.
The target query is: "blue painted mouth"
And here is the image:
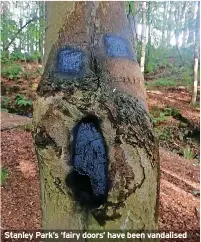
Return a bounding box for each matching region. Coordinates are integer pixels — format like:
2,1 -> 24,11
68,116 -> 108,207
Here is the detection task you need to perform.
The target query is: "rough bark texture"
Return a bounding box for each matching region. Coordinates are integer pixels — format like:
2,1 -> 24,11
33,2 -> 159,233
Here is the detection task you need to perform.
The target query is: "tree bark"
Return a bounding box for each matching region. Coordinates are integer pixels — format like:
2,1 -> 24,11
127,2 -> 138,56
140,1 -> 147,73
191,1 -> 200,105
33,2 -> 159,233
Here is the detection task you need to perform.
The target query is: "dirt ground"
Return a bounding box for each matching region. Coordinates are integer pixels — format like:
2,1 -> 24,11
1,87 -> 200,241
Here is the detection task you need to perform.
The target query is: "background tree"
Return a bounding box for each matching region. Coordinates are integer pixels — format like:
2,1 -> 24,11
161,2 -> 167,45
191,1 -> 200,105
1,1 -> 45,58
140,1 -> 147,73
33,1 -> 159,231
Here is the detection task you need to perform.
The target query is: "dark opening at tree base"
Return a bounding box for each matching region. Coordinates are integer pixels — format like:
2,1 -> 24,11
66,115 -> 108,208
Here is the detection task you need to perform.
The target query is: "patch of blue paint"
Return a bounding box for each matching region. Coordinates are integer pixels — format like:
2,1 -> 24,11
104,34 -> 136,60
57,48 -> 85,76
73,121 -> 107,198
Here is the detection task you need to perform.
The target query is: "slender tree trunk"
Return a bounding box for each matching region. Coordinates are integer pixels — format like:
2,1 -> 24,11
161,2 -> 167,45
146,1 -> 152,67
140,1 -> 147,73
180,2 -> 187,47
38,1 -> 44,56
127,2 -> 138,56
187,3 -> 195,44
174,8 -> 181,48
167,2 -> 173,46
19,2 -> 23,52
133,1 -> 139,42
1,2 -> 9,52
182,28 -> 188,46
191,1 -> 200,105
33,2 -> 159,233
30,26 -> 34,53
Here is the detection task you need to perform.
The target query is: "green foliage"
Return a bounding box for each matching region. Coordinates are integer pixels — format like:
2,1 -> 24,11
0,167 -> 9,185
9,51 -> 26,61
1,94 -> 32,116
145,46 -> 171,73
145,62 -> 157,74
159,127 -> 173,142
183,146 -> 195,160
180,67 -> 193,85
2,51 -> 42,64
146,78 -> 177,87
1,63 -> 23,80
150,106 -> 167,125
18,123 -> 33,132
23,51 -> 41,62
151,112 -> 167,124
15,94 -> 32,107
150,106 -> 181,125
164,107 -> 180,116
145,44 -> 198,89
1,96 -> 9,110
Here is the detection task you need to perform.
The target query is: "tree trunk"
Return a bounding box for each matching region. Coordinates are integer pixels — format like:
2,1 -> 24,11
191,1 -> 200,105
187,2 -> 196,44
127,2 -> 138,56
181,2 -> 187,47
33,2 -> 159,233
38,1 -> 44,57
140,1 -> 147,73
167,2 -> 173,46
182,28 -> 188,47
1,2 -> 9,52
174,8 -> 181,48
146,1 -> 152,67
19,2 -> 23,52
161,2 -> 167,45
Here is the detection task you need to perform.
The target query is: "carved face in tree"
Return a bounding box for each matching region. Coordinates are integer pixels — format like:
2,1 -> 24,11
34,2 -> 159,230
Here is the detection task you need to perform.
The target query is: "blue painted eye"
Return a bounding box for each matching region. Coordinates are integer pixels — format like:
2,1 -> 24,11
104,34 -> 136,61
57,48 -> 85,76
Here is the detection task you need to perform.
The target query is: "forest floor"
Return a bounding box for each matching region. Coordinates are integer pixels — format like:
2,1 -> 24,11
1,62 -> 200,240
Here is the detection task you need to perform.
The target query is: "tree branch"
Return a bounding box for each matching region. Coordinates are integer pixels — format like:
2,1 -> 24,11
5,17 -> 43,51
